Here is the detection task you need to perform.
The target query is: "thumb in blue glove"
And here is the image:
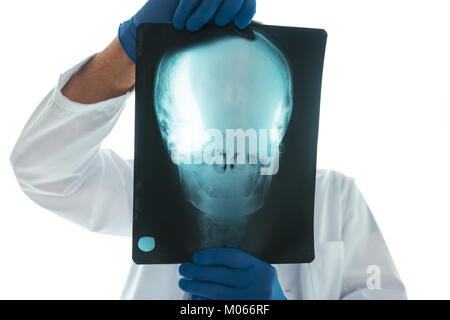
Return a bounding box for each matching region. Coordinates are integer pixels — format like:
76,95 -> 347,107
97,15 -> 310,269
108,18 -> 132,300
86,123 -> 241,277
178,248 -> 287,300
119,0 -> 257,63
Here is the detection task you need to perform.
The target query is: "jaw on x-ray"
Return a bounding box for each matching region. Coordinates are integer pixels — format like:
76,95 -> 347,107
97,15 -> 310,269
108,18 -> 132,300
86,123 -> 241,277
154,31 -> 293,224
133,23 -> 326,264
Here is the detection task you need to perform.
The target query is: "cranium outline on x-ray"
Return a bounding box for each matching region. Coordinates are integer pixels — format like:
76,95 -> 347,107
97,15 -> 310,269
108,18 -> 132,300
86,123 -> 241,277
154,30 -> 293,223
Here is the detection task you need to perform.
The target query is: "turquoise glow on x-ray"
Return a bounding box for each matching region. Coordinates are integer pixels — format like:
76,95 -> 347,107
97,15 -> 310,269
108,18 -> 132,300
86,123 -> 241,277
154,31 -> 293,162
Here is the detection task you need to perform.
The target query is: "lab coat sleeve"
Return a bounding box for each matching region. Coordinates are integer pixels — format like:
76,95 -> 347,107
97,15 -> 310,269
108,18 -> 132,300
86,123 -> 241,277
340,178 -> 407,299
10,56 -> 134,237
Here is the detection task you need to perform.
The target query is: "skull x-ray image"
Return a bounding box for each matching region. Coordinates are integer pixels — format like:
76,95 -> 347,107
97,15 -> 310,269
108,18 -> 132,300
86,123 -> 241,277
133,23 -> 327,264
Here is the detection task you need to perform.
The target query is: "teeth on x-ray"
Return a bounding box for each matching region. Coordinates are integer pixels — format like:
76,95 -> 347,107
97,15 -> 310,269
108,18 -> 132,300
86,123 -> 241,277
154,31 -> 293,224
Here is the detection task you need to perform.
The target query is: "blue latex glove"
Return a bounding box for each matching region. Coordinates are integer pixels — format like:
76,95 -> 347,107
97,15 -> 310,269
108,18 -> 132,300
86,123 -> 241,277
119,0 -> 257,63
179,248 -> 287,300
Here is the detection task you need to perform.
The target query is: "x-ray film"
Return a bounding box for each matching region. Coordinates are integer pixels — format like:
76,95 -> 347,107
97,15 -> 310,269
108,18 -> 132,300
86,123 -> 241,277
133,23 -> 327,264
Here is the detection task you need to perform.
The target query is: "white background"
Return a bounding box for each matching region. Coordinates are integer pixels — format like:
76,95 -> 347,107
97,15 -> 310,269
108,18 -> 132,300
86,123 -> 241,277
0,0 -> 449,299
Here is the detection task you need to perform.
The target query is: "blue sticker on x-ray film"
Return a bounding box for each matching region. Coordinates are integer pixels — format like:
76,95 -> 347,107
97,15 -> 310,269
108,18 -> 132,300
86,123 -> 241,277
138,237 -> 155,252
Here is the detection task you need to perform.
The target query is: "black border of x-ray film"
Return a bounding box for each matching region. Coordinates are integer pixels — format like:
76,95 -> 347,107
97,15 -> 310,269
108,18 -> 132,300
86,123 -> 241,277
133,23 -> 327,264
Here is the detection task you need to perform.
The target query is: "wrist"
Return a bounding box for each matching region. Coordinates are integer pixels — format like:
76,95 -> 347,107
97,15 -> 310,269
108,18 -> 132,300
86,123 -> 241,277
98,37 -> 136,91
62,37 -> 135,104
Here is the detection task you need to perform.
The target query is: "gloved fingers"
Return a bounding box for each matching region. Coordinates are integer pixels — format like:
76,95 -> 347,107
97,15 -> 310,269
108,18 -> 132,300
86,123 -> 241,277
214,0 -> 245,26
186,0 -> 224,32
190,294 -> 210,300
173,0 -> 202,30
233,0 -> 256,30
179,262 -> 253,287
179,278 -> 235,300
134,0 -> 180,24
193,248 -> 258,269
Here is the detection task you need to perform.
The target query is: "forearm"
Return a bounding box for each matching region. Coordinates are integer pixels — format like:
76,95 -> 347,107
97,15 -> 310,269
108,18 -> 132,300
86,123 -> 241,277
62,37 -> 135,104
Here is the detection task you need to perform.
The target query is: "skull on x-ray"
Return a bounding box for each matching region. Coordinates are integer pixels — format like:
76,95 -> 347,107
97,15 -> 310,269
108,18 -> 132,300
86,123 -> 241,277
154,31 -> 293,222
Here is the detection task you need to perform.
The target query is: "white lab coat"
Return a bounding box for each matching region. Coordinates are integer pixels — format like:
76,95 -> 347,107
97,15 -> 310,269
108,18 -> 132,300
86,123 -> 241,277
10,57 -> 407,300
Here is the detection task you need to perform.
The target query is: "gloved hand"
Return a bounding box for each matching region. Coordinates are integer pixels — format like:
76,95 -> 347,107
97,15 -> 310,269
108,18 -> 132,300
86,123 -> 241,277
119,0 -> 257,63
178,248 -> 287,300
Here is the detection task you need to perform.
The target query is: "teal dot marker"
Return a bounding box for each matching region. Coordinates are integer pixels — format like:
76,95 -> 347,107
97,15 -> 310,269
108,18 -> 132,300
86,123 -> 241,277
138,237 -> 155,253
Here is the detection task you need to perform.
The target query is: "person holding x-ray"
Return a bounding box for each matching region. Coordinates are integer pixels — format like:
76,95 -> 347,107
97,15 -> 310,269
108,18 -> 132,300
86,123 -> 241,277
10,0 -> 406,300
